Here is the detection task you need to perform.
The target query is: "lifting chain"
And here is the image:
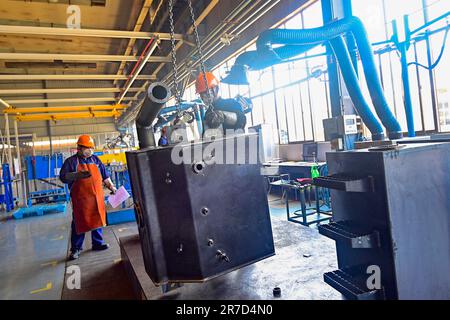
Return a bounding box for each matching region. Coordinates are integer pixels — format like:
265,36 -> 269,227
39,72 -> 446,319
168,0 -> 182,112
187,0 -> 214,111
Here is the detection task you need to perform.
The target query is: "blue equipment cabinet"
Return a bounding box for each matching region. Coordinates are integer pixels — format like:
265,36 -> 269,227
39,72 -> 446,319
25,154 -> 69,206
25,154 -> 64,180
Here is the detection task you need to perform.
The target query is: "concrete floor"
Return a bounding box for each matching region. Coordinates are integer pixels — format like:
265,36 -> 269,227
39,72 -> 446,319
0,207 -> 135,300
0,211 -> 70,300
0,195 -> 339,300
119,217 -> 341,300
62,225 -> 135,300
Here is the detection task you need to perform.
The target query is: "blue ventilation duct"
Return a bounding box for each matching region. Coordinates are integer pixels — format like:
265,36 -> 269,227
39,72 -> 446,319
331,36 -> 385,140
223,17 -> 403,140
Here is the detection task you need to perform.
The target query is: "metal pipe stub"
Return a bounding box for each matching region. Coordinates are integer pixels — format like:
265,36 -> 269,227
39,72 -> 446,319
136,82 -> 171,149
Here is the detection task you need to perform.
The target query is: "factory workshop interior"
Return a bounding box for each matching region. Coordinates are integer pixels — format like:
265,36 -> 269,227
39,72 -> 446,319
0,0 -> 449,305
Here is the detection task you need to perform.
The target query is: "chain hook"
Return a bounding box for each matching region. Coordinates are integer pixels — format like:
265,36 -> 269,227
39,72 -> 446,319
187,0 -> 214,111
168,0 -> 182,115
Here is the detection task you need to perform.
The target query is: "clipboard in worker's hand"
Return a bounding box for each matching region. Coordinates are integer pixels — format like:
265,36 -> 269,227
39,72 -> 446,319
108,186 -> 130,208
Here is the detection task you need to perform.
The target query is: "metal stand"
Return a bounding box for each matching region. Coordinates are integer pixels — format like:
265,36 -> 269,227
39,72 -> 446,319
284,183 -> 332,226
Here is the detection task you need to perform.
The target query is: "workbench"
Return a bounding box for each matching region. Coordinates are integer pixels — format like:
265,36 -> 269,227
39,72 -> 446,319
264,161 -> 327,168
262,161 -> 327,188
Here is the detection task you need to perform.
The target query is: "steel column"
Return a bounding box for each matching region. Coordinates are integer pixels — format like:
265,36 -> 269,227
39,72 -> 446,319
13,120 -> 20,173
13,119 -> 26,206
343,0 -> 358,74
4,113 -> 13,172
413,42 -> 426,132
322,0 -> 343,117
393,18 -> 415,137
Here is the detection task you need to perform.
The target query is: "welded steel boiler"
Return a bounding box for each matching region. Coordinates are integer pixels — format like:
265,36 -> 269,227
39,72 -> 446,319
315,142 -> 450,300
126,133 -> 275,285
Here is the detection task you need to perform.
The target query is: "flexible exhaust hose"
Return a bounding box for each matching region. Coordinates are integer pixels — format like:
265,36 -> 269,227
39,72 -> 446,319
229,16 -> 403,140
234,44 -> 318,70
224,44 -> 318,86
136,82 -> 171,149
330,36 -> 385,140
350,18 -> 403,139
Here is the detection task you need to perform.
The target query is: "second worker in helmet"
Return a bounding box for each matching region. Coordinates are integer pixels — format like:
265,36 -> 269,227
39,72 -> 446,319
195,72 -> 252,134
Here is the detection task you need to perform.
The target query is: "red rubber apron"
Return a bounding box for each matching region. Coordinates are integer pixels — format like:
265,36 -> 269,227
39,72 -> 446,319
71,157 -> 106,234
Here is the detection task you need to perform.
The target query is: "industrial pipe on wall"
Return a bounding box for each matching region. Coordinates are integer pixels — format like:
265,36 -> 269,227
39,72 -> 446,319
136,82 -> 171,149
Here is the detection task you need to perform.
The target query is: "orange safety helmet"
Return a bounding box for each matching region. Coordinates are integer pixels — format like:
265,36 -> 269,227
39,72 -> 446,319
195,72 -> 220,94
77,135 -> 95,149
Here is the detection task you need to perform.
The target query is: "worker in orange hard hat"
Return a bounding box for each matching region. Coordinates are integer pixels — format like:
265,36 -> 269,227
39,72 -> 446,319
195,72 -> 252,132
60,135 -> 117,261
195,72 -> 220,101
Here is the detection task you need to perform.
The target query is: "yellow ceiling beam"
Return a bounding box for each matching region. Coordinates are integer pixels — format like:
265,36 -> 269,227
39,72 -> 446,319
0,87 -> 145,95
16,110 -> 122,122
0,52 -> 171,63
4,104 -> 127,115
0,24 -> 182,41
4,97 -> 136,105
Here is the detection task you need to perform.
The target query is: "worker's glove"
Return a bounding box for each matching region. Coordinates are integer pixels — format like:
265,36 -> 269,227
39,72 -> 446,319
66,171 -> 91,181
205,109 -> 225,129
233,111 -> 247,130
76,171 -> 92,180
109,186 -> 117,195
